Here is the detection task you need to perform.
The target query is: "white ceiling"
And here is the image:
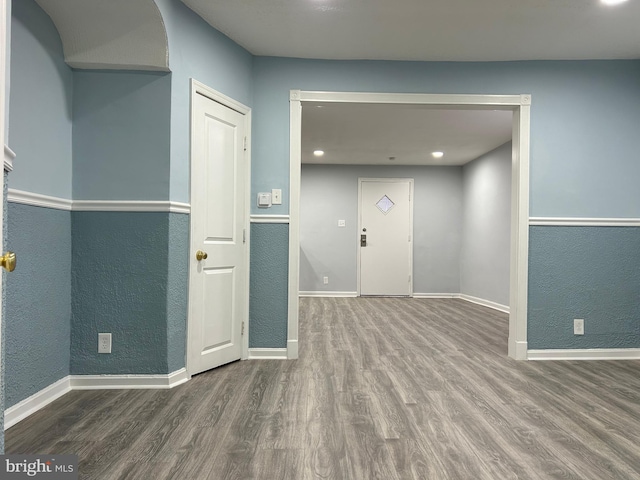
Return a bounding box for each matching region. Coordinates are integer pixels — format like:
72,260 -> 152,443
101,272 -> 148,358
302,103 -> 513,166
182,0 -> 640,62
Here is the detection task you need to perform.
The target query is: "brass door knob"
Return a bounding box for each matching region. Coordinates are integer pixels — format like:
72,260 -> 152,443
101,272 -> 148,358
1,251 -> 16,272
196,250 -> 208,261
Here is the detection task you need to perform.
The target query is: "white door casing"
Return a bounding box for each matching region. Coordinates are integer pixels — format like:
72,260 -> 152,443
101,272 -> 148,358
188,80 -> 251,376
290,91 -> 531,361
358,178 -> 413,296
0,0 -> 7,395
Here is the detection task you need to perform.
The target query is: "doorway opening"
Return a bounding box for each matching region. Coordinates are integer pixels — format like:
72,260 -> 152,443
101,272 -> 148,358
289,91 -> 531,361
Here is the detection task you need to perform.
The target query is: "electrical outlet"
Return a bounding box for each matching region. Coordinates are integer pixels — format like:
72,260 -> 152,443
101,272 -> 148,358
574,319 -> 584,336
323,276 -> 329,285
98,333 -> 112,353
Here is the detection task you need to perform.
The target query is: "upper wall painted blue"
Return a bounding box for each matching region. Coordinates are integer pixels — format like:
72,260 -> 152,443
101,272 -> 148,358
252,58 -> 640,217
73,70 -> 171,200
9,0 -> 73,199
154,0 -> 253,203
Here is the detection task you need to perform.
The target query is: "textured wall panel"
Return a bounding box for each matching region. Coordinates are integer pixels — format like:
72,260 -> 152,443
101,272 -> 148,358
2,174 -> 8,450
249,224 -> 288,348
528,226 -> 640,349
71,212 -> 169,374
166,213 -> 188,372
6,203 -> 71,408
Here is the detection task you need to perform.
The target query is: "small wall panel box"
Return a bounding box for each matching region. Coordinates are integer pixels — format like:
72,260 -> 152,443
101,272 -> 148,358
257,192 -> 272,208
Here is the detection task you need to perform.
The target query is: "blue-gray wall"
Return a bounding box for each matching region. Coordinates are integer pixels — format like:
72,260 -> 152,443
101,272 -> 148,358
300,164 -> 463,294
249,223 -> 288,348
253,58 -> 640,218
252,57 -> 640,351
528,227 -> 640,349
461,142 -> 512,306
71,212 -> 172,374
2,173 -> 8,451
6,204 -> 71,406
72,70 -> 171,201
8,0 -> 72,199
4,0 -> 640,429
5,0 -> 73,411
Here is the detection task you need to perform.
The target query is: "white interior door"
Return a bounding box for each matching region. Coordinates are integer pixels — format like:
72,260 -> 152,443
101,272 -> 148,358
359,178 -> 413,296
188,88 -> 248,376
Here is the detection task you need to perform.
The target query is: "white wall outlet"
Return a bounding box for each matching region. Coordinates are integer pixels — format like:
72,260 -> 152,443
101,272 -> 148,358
574,319 -> 584,335
338,219 -> 346,227
272,188 -> 282,205
98,333 -> 112,353
323,276 -> 329,285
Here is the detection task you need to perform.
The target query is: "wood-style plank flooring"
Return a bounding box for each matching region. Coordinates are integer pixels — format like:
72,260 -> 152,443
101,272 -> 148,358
6,298 -> 640,479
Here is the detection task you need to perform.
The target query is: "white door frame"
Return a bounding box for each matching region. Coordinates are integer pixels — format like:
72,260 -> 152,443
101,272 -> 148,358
357,177 -> 414,297
289,90 -> 531,361
0,0 -> 7,402
186,79 -> 251,376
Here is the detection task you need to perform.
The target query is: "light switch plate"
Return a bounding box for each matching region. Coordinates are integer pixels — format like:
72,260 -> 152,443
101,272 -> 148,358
272,189 -> 282,205
338,220 -> 346,227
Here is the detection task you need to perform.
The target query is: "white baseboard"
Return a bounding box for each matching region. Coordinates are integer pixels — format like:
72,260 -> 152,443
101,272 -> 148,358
299,291 -> 358,297
70,368 -> 189,390
4,369 -> 190,430
413,293 -> 509,314
510,340 -> 529,360
248,348 -> 288,360
4,376 -> 72,430
528,348 -> 640,361
287,340 -> 299,360
413,293 -> 458,299
459,294 -> 510,314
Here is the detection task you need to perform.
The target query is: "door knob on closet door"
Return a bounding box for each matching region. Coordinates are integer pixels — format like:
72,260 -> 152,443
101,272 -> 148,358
196,250 -> 208,261
1,251 -> 16,272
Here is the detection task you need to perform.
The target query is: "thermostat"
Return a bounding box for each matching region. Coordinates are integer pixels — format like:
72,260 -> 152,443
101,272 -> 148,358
257,192 -> 272,208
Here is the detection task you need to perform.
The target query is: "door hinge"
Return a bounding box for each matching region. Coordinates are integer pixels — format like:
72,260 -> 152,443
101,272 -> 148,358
243,228 -> 246,244
408,234 -> 411,242
243,136 -> 247,151
241,321 -> 245,336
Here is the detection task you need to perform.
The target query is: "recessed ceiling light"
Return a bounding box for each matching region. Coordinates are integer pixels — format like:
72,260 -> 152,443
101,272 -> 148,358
313,150 -> 324,157
601,0 -> 628,5
431,151 -> 444,159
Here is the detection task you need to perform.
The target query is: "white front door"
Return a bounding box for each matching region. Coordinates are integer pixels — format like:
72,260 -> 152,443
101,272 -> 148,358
358,178 -> 413,296
188,87 -> 249,376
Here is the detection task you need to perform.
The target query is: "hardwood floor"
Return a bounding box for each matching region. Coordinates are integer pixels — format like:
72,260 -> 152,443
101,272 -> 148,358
6,297 -> 640,479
